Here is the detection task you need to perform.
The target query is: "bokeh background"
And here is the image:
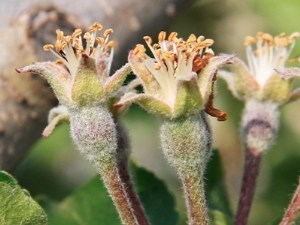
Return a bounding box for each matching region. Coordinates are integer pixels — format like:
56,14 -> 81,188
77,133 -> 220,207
5,0 -> 300,224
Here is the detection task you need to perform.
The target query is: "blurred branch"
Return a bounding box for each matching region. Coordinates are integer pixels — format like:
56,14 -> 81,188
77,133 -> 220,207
0,0 -> 192,171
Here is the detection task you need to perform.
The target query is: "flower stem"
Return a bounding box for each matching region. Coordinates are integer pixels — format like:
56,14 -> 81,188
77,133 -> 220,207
234,149 -> 262,225
182,175 -> 209,225
102,164 -> 139,225
280,179 -> 300,225
118,161 -> 150,225
115,121 -> 150,225
70,106 -> 146,225
160,113 -> 211,225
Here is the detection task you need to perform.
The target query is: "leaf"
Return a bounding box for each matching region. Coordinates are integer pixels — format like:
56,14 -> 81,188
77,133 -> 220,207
205,150 -> 233,224
0,171 -> 48,225
45,163 -> 178,225
130,163 -> 178,225
209,210 -> 232,225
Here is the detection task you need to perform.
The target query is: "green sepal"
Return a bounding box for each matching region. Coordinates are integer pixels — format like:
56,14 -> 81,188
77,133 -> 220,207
173,75 -> 203,118
116,92 -> 172,118
220,57 -> 260,100
104,63 -> 131,96
198,54 -> 235,102
261,73 -> 290,104
17,62 -> 72,106
71,56 -> 103,105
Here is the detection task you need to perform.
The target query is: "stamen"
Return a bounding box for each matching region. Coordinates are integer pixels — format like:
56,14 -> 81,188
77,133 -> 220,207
96,37 -> 105,45
89,22 -> 103,32
143,36 -> 152,45
72,29 -> 82,39
168,32 -> 178,42
244,36 -> 256,46
43,44 -> 54,51
104,28 -> 113,37
56,29 -> 64,40
187,34 -> 197,43
158,31 -> 166,42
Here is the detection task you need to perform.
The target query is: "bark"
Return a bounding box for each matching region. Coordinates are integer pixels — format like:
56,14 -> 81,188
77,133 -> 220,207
0,0 -> 191,171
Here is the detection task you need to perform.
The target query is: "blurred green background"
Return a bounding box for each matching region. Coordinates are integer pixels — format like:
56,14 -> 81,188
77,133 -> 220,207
13,0 -> 300,224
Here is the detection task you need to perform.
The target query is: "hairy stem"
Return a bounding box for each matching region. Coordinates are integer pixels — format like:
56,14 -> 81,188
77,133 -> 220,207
182,175 -> 208,225
115,121 -> 150,225
160,113 -> 211,225
70,106 -> 142,225
102,164 -> 139,225
234,150 -> 262,225
280,179 -> 300,225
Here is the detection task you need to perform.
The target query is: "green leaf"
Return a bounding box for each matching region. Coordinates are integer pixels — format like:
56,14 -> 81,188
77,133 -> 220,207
45,163 -> 178,225
130,163 -> 178,225
205,150 -> 233,224
0,171 -> 48,225
209,210 -> 232,225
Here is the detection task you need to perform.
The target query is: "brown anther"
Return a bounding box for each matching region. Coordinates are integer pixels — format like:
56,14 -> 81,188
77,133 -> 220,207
187,34 -> 197,43
203,39 -> 214,47
168,32 -> 178,42
133,44 -> 145,56
72,29 -> 82,38
96,37 -> 105,45
262,33 -> 273,43
244,36 -> 256,46
89,22 -> 103,32
153,43 -> 160,50
158,31 -> 166,42
83,32 -> 92,42
192,55 -> 208,73
56,29 -> 64,40
55,39 -> 66,52
55,60 -> 64,65
197,36 -> 205,43
106,40 -> 115,48
275,36 -> 288,46
43,44 -> 54,51
143,36 -> 152,45
104,28 -> 113,37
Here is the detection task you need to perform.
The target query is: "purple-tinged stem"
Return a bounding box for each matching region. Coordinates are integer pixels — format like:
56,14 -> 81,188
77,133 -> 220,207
280,179 -> 300,225
234,149 -> 262,225
115,121 -> 150,225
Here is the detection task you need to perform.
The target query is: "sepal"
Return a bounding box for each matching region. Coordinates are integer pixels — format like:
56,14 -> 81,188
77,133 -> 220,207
116,93 -> 172,118
198,54 -> 235,102
42,105 -> 70,137
71,55 -> 103,106
17,62 -> 72,105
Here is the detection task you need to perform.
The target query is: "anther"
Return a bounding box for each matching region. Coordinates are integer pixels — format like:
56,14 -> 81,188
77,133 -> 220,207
158,31 -> 167,42
43,44 -> 54,51
104,29 -> 113,37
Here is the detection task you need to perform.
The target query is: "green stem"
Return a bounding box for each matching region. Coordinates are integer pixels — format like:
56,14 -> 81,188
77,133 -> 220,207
160,112 -> 211,225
